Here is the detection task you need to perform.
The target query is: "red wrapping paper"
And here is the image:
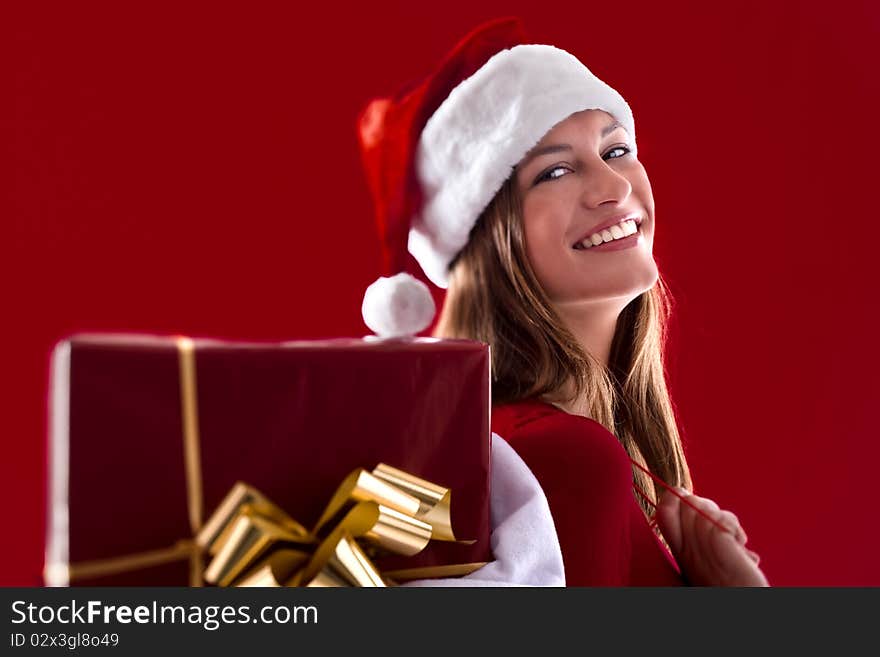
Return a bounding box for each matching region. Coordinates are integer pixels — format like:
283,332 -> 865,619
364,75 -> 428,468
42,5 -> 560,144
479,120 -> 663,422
44,334 -> 491,585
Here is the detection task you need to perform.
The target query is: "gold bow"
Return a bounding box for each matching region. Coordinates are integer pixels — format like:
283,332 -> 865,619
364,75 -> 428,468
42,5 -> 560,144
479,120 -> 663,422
197,464 -> 482,587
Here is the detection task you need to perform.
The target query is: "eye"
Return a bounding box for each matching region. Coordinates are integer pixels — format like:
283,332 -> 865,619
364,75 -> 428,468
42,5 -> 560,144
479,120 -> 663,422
605,145 -> 631,159
534,165 -> 573,185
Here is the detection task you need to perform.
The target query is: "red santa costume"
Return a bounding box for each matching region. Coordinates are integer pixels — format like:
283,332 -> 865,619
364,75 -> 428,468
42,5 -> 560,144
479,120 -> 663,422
357,17 -> 684,586
492,399 -> 683,585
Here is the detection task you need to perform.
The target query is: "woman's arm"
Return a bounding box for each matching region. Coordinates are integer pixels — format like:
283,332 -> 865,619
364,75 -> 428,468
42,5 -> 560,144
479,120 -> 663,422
504,418 -> 636,586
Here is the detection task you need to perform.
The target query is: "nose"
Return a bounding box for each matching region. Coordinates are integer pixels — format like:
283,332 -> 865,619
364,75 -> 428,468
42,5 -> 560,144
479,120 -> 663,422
578,157 -> 632,208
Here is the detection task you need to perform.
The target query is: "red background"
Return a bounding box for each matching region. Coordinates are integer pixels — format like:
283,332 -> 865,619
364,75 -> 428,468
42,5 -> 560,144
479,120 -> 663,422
4,1 -> 879,585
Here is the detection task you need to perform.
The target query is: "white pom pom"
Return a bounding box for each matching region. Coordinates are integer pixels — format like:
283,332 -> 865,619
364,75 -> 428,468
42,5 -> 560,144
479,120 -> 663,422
362,272 -> 436,338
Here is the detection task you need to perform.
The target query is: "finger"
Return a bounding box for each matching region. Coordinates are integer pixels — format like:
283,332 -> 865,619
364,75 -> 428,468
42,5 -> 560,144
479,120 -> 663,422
709,526 -> 769,586
695,500 -> 767,586
692,494 -> 720,513
678,489 -> 703,572
690,495 -> 748,544
656,488 -> 684,557
717,510 -> 747,544
688,495 -> 743,542
687,496 -> 724,576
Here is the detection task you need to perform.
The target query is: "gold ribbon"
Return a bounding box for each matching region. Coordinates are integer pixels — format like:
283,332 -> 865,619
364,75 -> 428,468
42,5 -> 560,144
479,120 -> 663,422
64,336 -> 486,586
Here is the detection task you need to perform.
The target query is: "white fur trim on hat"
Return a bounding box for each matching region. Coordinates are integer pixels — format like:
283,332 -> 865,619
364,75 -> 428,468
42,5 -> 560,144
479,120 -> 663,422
409,44 -> 637,288
362,272 -> 436,337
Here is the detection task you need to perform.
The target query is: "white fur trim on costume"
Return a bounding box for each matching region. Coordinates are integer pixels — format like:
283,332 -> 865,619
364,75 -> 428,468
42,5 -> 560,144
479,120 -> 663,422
410,44 -> 637,288
401,432 -> 566,586
362,272 -> 436,337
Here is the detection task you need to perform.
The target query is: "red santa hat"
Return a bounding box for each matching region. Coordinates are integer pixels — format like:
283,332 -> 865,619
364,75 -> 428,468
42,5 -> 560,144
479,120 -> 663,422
358,17 -> 637,337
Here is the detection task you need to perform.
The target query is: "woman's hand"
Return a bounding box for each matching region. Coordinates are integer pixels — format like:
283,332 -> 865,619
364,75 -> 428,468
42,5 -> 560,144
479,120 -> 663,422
656,488 -> 769,587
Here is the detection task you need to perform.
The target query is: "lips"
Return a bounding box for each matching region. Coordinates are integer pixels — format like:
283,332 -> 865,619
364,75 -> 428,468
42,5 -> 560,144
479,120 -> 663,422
571,213 -> 643,249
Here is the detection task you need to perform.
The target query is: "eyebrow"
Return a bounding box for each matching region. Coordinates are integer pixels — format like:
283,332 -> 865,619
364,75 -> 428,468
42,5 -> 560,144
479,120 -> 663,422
517,120 -> 626,170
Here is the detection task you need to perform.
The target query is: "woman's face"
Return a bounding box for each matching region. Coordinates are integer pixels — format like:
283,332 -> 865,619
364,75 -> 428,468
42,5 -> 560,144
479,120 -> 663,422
514,109 -> 658,311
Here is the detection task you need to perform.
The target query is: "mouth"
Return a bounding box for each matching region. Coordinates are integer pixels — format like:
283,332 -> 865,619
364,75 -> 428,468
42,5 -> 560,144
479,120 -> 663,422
572,215 -> 642,251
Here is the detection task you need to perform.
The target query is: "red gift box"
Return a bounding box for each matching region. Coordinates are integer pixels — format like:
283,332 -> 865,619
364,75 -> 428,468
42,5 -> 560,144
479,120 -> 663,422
44,334 -> 491,586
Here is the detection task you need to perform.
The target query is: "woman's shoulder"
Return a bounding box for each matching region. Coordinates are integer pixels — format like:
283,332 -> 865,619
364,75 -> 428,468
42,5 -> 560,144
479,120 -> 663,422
491,397 -> 561,436
491,398 -> 633,484
492,397 -> 619,447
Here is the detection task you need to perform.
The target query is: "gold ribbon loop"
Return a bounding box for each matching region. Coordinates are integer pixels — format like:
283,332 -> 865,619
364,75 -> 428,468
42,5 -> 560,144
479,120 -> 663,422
196,482 -> 311,556
313,469 -> 421,534
296,533 -> 386,587
204,508 -> 314,587
234,549 -> 311,587
372,464 -> 459,542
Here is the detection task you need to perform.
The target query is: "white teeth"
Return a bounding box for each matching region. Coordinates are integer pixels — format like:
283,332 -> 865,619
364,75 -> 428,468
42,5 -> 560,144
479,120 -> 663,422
577,218 -> 640,249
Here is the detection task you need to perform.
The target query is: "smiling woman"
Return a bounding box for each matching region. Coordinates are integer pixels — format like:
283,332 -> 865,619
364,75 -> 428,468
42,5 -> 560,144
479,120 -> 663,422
357,17 -> 768,586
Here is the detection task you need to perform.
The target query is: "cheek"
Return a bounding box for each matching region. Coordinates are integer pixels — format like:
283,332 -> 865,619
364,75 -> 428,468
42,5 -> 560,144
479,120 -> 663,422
522,205 -> 567,273
522,213 -> 578,300
630,163 -> 655,218
523,227 -> 550,282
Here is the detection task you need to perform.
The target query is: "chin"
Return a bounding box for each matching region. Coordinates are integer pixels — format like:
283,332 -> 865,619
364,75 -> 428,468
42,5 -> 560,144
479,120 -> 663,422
595,263 -> 659,305
543,257 -> 660,307
636,259 -> 660,293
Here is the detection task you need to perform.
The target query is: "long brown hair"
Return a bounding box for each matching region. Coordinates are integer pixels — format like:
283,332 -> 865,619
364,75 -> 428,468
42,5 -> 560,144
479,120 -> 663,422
432,175 -> 692,515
